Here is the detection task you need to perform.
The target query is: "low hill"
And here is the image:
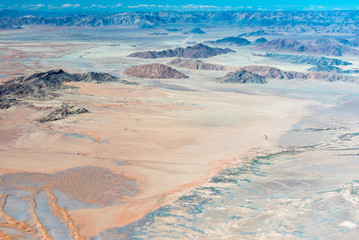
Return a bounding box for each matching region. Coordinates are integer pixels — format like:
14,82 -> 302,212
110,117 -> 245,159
124,63 -> 188,79
128,44 -> 234,59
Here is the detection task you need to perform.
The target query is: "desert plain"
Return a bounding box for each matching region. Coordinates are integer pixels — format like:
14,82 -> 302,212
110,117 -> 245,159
0,15 -> 359,239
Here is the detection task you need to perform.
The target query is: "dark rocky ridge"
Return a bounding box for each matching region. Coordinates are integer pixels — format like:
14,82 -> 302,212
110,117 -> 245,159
128,44 -> 234,59
36,104 -> 89,123
256,38 -> 359,56
221,70 -> 267,84
308,65 -> 344,72
336,38 -> 359,47
257,53 -> 352,67
208,37 -> 251,46
168,58 -> 226,71
238,30 -> 272,37
240,66 -> 295,80
0,69 -> 132,109
240,65 -> 358,82
124,63 -> 188,79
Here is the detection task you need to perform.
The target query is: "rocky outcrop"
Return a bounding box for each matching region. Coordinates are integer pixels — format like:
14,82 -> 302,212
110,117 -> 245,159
221,70 -> 267,84
240,66 -> 294,79
185,28 -> 205,34
239,65 -> 358,82
0,69 -> 118,97
128,44 -> 234,59
0,69 -> 131,109
238,30 -> 271,37
255,39 -> 307,52
336,38 -> 359,47
209,37 -> 251,46
36,104 -> 88,123
168,58 -> 226,70
255,38 -> 359,56
257,53 -> 352,67
307,65 -> 343,72
124,63 -> 188,79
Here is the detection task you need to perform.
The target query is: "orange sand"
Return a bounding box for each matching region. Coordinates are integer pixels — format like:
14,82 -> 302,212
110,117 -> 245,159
0,81 -> 313,238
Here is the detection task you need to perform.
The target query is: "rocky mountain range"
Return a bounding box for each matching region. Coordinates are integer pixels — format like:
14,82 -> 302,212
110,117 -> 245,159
2,10 -> 359,34
124,63 -> 188,79
128,44 -> 234,59
255,38 -> 359,56
256,53 -> 352,67
0,69 -> 131,109
168,58 -> 226,71
239,65 -> 358,82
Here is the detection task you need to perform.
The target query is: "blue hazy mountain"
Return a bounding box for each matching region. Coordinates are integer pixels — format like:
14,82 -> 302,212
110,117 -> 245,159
2,10 -> 359,34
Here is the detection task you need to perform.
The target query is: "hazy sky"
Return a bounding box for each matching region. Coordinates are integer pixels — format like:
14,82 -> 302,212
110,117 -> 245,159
2,0 -> 359,11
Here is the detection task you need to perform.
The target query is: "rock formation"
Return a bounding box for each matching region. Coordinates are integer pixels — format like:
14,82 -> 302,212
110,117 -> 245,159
36,104 -> 89,123
0,69 -> 131,109
255,38 -> 359,56
257,53 -> 352,67
221,70 -> 267,84
124,63 -> 188,79
254,37 -> 268,44
209,37 -> 251,46
168,58 -> 226,70
239,65 -> 358,82
127,44 -> 234,59
238,30 -> 271,37
240,66 -> 294,80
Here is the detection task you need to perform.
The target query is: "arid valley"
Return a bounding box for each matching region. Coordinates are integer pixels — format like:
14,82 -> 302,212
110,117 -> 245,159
1,10 -> 359,240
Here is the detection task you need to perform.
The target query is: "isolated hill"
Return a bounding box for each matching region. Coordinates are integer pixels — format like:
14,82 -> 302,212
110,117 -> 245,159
254,37 -> 268,44
0,69 -> 131,109
128,44 -> 234,59
221,70 -> 267,84
209,37 -> 251,46
185,28 -> 205,34
256,38 -> 359,56
168,58 -> 226,70
124,63 -> 188,79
